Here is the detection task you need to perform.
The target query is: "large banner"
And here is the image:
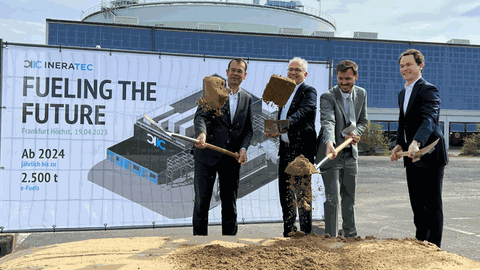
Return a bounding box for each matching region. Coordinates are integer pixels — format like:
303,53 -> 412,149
0,44 -> 330,231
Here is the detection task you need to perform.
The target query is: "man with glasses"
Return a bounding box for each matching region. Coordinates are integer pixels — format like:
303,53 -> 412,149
193,58 -> 253,236
265,57 -> 317,237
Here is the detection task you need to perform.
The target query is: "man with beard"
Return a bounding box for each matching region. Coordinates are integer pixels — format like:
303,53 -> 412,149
193,58 -> 253,236
265,57 -> 317,237
390,49 -> 448,248
315,60 -> 368,238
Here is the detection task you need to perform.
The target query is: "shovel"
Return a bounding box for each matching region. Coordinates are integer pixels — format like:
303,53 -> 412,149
143,114 -> 240,159
394,138 -> 440,162
315,138 -> 354,171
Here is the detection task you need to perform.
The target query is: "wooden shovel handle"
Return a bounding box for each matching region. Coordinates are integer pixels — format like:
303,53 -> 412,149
325,138 -> 354,159
395,151 -> 409,157
170,133 -> 240,159
334,138 -> 354,154
394,151 -> 422,162
203,142 -> 240,159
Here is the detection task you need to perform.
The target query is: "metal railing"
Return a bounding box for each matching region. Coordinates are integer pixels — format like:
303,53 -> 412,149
81,0 -> 336,28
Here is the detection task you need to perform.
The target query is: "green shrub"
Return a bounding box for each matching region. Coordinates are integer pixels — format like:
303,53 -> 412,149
358,122 -> 389,156
460,133 -> 480,156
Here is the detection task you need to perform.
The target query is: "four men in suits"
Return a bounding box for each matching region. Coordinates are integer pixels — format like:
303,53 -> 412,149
193,58 -> 253,236
265,57 -> 317,237
390,49 -> 448,247
316,60 -> 368,238
193,51 -> 448,247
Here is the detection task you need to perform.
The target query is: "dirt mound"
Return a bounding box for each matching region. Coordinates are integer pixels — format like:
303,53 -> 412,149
2,236 -> 479,269
173,235 -> 480,270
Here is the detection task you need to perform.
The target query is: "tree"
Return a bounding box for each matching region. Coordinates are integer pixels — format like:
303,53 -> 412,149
358,122 -> 389,156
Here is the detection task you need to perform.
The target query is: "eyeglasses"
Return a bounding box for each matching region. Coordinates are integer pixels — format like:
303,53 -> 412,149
287,68 -> 303,73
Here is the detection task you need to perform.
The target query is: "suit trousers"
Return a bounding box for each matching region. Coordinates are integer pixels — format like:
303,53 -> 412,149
278,143 -> 313,237
405,164 -> 444,248
192,155 -> 240,236
322,148 -> 358,238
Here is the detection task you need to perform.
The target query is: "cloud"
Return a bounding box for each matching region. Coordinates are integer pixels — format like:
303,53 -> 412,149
0,18 -> 45,44
320,0 -> 480,44
461,4 -> 480,17
410,24 -> 432,30
0,0 -> 98,21
11,28 -> 27,35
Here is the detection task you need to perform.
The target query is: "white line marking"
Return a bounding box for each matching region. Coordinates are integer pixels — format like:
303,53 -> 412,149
445,227 -> 479,237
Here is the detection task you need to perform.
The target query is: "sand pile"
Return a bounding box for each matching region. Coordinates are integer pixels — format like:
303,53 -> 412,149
262,74 -> 296,107
2,235 -> 480,269
172,235 -> 480,270
197,76 -> 230,116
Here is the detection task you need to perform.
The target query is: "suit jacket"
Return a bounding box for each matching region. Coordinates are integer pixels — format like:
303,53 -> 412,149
277,82 -> 317,161
395,78 -> 448,167
315,85 -> 368,166
194,88 -> 254,166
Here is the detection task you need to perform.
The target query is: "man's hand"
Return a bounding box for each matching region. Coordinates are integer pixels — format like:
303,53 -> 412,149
408,140 -> 421,159
238,149 -> 248,165
345,132 -> 360,145
265,132 -> 281,138
195,133 -> 207,149
326,141 -> 337,160
389,145 -> 402,161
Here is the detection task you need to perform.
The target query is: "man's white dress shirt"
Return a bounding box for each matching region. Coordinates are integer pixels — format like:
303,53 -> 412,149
280,82 -> 303,143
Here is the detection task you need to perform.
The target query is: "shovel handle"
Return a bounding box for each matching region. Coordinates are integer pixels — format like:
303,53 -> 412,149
333,138 -> 354,155
143,114 -> 240,160
204,142 -> 240,159
315,138 -> 354,170
170,133 -> 240,159
395,151 -> 409,157
324,137 -> 353,160
394,151 -> 421,162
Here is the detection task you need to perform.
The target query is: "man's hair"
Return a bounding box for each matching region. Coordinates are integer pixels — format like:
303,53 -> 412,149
288,57 -> 308,72
336,60 -> 358,76
398,49 -> 425,66
228,58 -> 248,72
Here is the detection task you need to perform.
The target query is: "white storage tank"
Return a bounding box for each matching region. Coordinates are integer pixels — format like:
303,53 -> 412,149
82,0 -> 336,35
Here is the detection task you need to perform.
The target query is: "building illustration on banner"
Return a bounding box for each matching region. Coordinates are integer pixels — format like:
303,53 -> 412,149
88,74 -> 280,219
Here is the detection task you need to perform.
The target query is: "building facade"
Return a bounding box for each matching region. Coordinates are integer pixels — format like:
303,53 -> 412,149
46,16 -> 480,148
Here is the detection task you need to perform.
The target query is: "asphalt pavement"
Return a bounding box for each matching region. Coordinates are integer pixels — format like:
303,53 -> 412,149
2,150 -> 479,264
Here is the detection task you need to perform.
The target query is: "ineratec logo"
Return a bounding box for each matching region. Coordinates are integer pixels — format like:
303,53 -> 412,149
147,134 -> 166,150
24,60 -> 93,71
24,60 -> 43,69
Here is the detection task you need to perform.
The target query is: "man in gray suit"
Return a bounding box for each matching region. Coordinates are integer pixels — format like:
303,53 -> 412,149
315,60 -> 368,238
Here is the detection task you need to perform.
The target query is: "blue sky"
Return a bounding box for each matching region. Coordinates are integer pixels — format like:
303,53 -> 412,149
1,0 -> 479,45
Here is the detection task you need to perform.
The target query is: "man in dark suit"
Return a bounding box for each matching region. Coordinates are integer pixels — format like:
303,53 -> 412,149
265,57 -> 317,237
315,60 -> 368,238
193,58 -> 253,236
390,49 -> 448,248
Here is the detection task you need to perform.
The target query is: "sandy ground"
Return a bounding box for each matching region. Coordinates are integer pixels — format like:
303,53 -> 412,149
2,152 -> 478,269
2,233 -> 480,270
